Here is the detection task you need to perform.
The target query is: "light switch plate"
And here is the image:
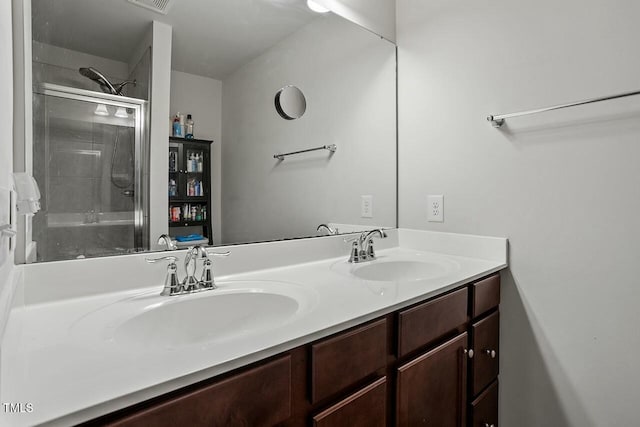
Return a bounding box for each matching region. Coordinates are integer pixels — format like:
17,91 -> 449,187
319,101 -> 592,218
427,195 -> 444,222
361,195 -> 373,218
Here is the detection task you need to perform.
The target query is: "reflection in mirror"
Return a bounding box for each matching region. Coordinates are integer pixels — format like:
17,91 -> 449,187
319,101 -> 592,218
24,0 -> 397,263
275,85 -> 307,120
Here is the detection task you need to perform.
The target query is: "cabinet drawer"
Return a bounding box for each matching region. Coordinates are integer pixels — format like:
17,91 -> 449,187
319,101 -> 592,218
472,274 -> 500,318
107,355 -> 291,427
312,377 -> 386,427
472,311 -> 500,396
398,287 -> 468,357
311,318 -> 387,403
470,380 -> 498,427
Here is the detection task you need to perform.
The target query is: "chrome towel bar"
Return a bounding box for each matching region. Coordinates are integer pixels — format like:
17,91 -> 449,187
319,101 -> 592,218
487,89 -> 640,128
274,144 -> 337,161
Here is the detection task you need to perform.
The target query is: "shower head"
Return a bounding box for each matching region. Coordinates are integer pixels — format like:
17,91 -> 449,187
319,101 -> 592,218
79,67 -> 137,96
79,67 -> 118,95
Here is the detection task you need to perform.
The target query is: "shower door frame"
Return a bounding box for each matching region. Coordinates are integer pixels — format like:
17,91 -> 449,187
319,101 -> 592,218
35,83 -> 149,254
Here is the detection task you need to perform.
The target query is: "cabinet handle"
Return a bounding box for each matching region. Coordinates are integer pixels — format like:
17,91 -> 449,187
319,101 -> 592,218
484,349 -> 497,359
484,423 -> 495,427
464,349 -> 474,359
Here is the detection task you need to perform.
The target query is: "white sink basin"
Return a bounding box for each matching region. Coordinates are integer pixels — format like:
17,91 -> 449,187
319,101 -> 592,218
352,260 -> 449,282
73,281 -> 318,351
332,252 -> 460,283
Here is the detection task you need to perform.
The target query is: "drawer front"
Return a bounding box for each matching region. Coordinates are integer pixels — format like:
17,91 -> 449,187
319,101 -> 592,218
396,332 -> 468,427
107,355 -> 291,427
472,274 -> 500,318
311,318 -> 387,403
471,380 -> 498,427
398,287 -> 468,357
472,311 -> 500,395
312,377 -> 387,427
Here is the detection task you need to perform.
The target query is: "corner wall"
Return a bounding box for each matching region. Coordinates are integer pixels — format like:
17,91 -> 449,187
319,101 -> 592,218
397,0 -> 640,425
1,0 -> 17,338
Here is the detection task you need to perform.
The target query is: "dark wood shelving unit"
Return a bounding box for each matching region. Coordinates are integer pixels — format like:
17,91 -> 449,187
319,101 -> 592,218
168,137 -> 213,244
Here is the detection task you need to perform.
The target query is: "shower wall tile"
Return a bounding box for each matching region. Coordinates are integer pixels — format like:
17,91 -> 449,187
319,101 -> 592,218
49,145 -> 101,178
48,177 -> 98,213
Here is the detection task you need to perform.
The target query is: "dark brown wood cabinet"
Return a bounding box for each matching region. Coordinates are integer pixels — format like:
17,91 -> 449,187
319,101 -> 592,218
86,272 -> 502,427
397,332 -> 468,427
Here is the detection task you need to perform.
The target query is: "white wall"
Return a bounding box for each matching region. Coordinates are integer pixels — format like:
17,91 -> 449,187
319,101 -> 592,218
148,21 -> 172,250
1,0 -> 17,339
221,14 -> 396,245
170,71 -> 222,244
397,0 -> 640,425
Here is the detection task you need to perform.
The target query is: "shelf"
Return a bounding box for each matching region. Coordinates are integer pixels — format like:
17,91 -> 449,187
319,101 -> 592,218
169,136 -> 213,144
169,198 -> 208,203
169,170 -> 204,174
169,221 -> 207,227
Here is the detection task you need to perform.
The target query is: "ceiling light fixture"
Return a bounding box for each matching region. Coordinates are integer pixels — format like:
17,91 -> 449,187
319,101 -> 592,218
114,107 -> 129,118
94,104 -> 109,116
307,0 -> 330,13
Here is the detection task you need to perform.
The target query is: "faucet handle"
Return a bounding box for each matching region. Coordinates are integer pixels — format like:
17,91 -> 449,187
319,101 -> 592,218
145,255 -> 178,264
348,241 -> 362,263
200,259 -> 216,290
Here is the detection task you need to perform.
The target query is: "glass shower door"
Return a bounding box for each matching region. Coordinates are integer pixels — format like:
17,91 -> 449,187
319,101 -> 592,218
32,84 -> 147,261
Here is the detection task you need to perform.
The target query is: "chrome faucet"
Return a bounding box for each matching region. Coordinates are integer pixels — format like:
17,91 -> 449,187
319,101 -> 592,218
317,223 -> 339,235
157,234 -> 177,251
347,229 -> 387,263
146,246 -> 230,296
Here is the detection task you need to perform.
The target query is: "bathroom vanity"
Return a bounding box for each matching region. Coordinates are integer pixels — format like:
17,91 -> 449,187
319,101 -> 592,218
85,273 -> 500,427
0,229 -> 507,426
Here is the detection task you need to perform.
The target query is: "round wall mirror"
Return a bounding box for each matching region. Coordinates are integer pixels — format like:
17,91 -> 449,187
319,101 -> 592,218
275,85 -> 307,120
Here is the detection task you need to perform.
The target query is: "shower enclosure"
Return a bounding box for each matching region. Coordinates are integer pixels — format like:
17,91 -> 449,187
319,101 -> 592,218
32,83 -> 148,261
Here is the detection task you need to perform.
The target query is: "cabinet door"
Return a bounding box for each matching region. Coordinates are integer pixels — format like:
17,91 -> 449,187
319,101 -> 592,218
397,332 -> 468,427
471,311 -> 499,396
312,377 -> 386,427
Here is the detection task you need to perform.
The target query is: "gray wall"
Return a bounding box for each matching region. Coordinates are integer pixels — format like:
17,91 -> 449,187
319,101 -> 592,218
397,0 -> 640,425
221,14 -> 396,244
169,70 -> 223,244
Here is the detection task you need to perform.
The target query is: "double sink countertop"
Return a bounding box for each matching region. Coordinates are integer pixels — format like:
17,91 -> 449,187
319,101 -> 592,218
0,229 -> 508,426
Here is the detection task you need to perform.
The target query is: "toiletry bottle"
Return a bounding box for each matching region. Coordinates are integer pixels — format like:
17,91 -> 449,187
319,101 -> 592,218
173,114 -> 183,138
179,114 -> 185,138
192,154 -> 198,173
185,114 -> 194,139
197,154 -> 203,172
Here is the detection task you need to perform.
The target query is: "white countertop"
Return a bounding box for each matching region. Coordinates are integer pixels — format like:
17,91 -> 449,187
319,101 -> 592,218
0,229 -> 507,426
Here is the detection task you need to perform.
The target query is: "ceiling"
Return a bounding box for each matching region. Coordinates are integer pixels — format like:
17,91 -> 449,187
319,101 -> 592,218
32,0 -> 319,80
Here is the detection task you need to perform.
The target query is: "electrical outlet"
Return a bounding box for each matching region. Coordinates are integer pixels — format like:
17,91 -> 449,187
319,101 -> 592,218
427,195 -> 444,222
361,195 -> 373,218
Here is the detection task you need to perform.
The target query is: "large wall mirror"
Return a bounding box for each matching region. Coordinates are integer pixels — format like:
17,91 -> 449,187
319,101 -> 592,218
21,0 -> 397,262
